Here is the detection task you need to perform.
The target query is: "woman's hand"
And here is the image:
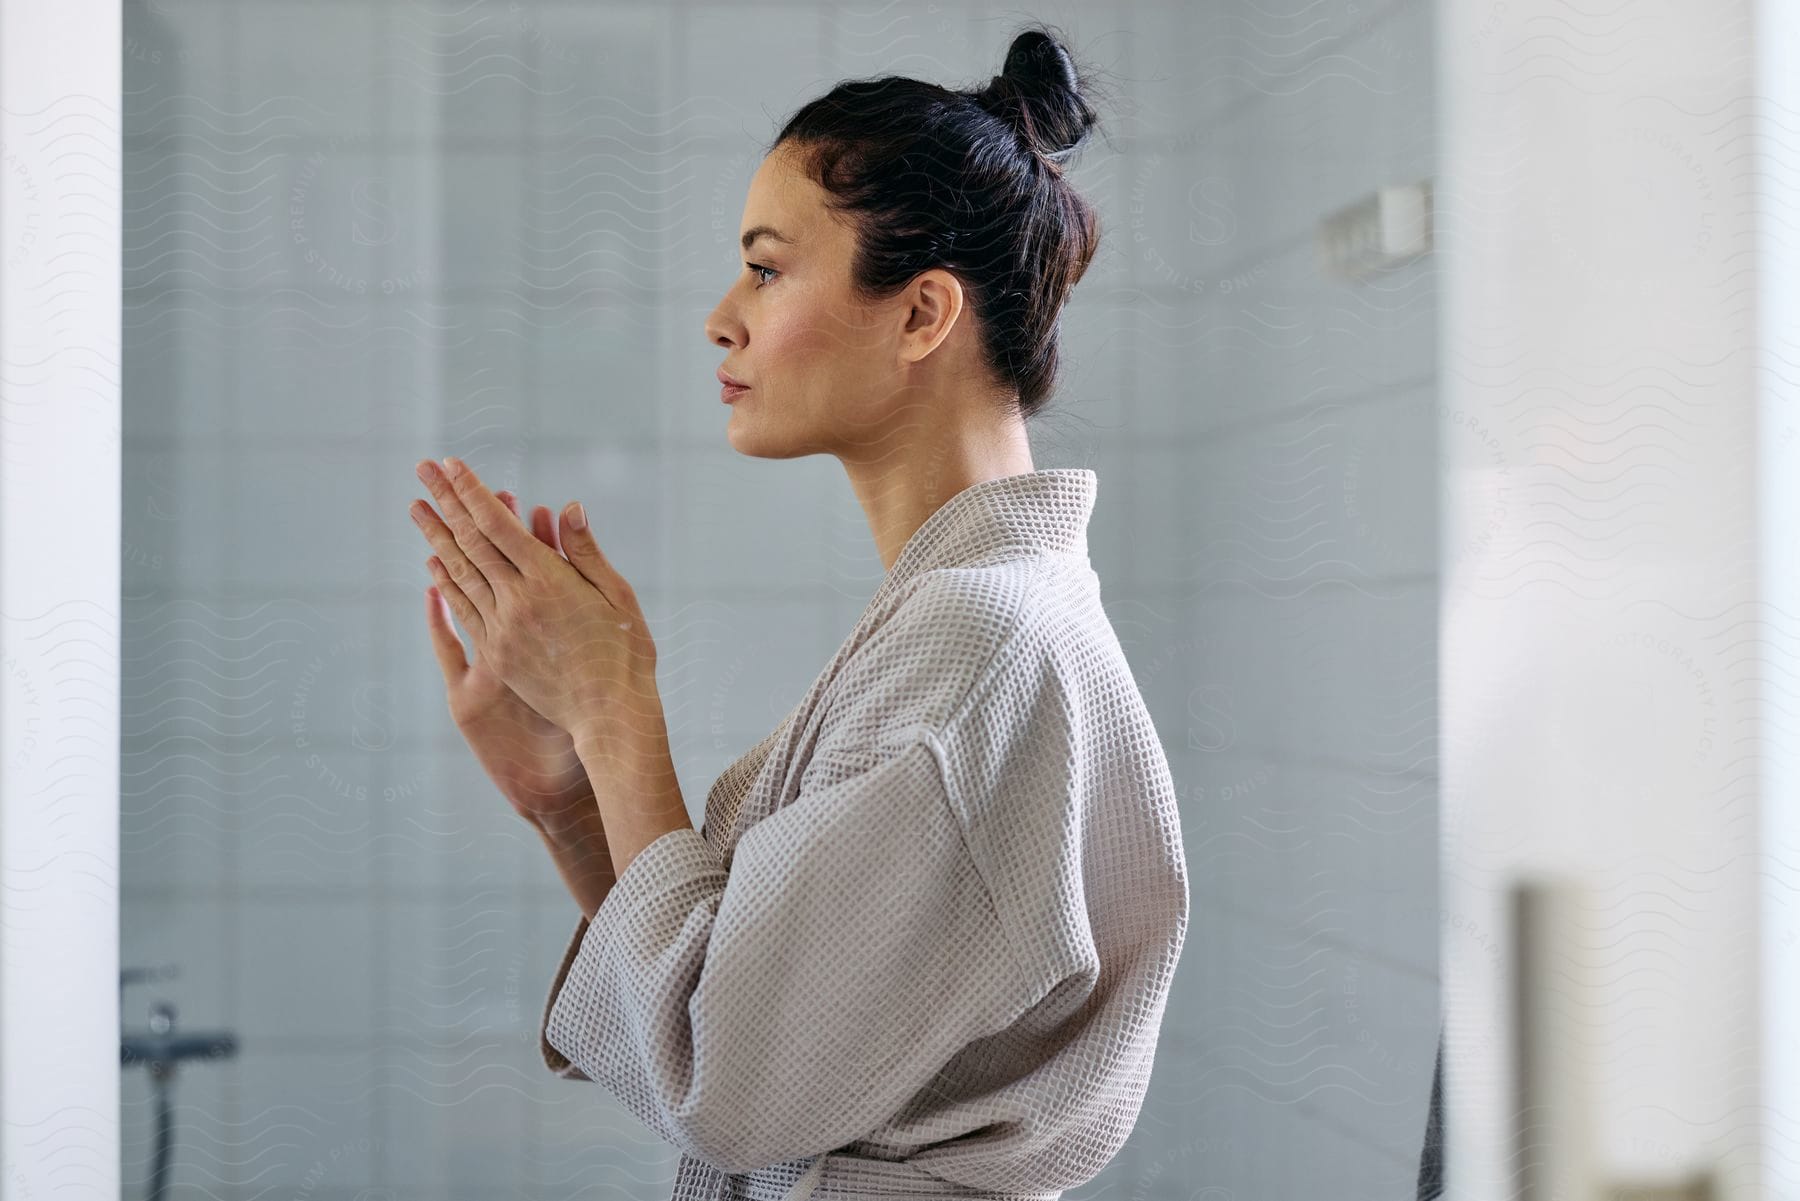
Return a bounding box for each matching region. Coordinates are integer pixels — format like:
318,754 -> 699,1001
422,489 -> 599,829
409,456 -> 659,750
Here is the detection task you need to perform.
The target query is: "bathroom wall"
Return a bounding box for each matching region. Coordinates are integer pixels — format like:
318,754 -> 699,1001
1114,1 -> 1442,1195
118,2 -> 1439,1198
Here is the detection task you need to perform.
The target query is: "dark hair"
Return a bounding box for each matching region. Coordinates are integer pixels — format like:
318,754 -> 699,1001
767,24 -> 1112,420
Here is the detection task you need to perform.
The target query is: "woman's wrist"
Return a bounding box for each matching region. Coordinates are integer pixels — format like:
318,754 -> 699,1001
528,800 -> 619,919
530,796 -> 608,848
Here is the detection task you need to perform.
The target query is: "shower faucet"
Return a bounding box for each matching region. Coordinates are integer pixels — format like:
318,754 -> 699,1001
120,963 -> 239,1201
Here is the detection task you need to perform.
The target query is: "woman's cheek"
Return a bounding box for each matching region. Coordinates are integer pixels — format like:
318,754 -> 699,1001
764,303 -> 828,357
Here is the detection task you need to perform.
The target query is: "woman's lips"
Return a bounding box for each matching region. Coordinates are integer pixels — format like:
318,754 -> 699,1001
721,383 -> 750,404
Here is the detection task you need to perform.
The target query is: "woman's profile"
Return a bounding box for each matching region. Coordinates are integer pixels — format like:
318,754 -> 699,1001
527,24 -> 1191,1201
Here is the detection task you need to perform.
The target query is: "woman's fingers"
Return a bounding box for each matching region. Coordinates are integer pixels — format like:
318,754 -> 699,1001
502,491 -> 560,555
410,497 -> 497,618
425,556 -> 485,646
530,503 -> 564,556
415,459 -> 514,598
440,457 -> 545,574
422,583 -> 469,680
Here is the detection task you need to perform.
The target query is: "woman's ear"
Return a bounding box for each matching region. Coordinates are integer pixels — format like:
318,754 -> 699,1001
899,268 -> 965,364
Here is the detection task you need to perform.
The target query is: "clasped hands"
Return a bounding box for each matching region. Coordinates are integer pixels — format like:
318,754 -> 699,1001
409,456 -> 658,743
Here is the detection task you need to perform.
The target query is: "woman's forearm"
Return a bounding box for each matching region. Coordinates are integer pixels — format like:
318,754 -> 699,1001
527,802 -> 618,920
571,698 -> 695,883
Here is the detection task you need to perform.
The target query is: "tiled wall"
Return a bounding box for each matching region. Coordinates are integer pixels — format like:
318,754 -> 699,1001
119,2 -> 1438,1198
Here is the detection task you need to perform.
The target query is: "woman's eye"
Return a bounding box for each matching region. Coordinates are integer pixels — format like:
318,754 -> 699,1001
745,262 -> 777,287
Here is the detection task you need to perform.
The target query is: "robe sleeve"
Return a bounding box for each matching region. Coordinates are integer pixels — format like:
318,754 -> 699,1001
537,738 -> 1049,1176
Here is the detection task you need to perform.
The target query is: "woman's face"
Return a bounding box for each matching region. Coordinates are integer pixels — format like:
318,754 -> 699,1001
703,143 -> 916,462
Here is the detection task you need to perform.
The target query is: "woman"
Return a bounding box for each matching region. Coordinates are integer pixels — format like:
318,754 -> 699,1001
411,24 -> 1189,1201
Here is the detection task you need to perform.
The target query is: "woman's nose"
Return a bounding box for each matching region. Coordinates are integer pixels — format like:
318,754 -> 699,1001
704,305 -> 742,350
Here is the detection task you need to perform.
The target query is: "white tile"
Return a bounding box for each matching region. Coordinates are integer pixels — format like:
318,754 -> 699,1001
234,900 -> 378,1041
122,141 -> 241,311
663,143 -> 767,303
681,2 -> 827,146
1369,5 -> 1437,181
1177,388 -> 1435,593
1066,140 -> 1135,301
1118,1 -> 1232,143
232,0 -> 381,140
365,301 -> 445,450
118,782 -> 232,895
229,296 -> 391,442
170,147 -> 280,297
248,595 -> 386,740
1177,586 -> 1439,771
1050,294 -> 1132,436
1310,42 -> 1413,226
656,446 -> 838,594
121,446 -> 228,593
1184,279 -> 1312,440
225,137 -> 436,304
415,296 -> 533,469
654,592 -> 837,757
237,743 -> 380,896
369,585 -> 486,754
380,1037 -> 528,1195
119,598 -> 254,889
521,142 -> 664,309
384,0 -> 531,145
1200,754 -> 1437,967
522,3 -> 672,157
1123,283 -> 1210,442
1122,122 -> 1246,298
122,0 -> 235,136
230,1047 -> 381,1195
373,748 -> 536,897
1114,442 -> 1196,591
363,147 -> 446,302
380,898 -> 534,1047
1314,249 -> 1437,406
525,300 -> 664,443
1300,942 -> 1443,1154
822,0 -> 989,83
1316,385 -> 1438,580
436,149 -> 531,293
223,445 -> 379,593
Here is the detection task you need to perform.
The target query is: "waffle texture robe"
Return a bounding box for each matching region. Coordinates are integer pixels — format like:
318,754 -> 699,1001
538,468 -> 1191,1200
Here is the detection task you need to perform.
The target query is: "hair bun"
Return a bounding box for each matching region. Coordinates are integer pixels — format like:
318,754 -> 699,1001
975,27 -> 1099,170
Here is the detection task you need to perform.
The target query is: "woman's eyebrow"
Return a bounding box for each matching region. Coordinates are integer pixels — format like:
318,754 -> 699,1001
740,225 -> 797,253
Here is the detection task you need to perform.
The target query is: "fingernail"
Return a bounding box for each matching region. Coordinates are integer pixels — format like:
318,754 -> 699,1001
568,502 -> 587,530
444,456 -> 466,478
416,461 -> 434,485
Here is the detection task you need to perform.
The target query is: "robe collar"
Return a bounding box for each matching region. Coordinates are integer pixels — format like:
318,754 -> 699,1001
870,467 -> 1097,609
720,468 -> 1099,855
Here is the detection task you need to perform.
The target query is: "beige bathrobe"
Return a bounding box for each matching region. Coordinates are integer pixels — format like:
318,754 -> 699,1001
539,468 -> 1190,1200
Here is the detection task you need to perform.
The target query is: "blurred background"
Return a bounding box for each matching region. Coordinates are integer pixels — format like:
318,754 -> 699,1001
112,2 -> 1442,1198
